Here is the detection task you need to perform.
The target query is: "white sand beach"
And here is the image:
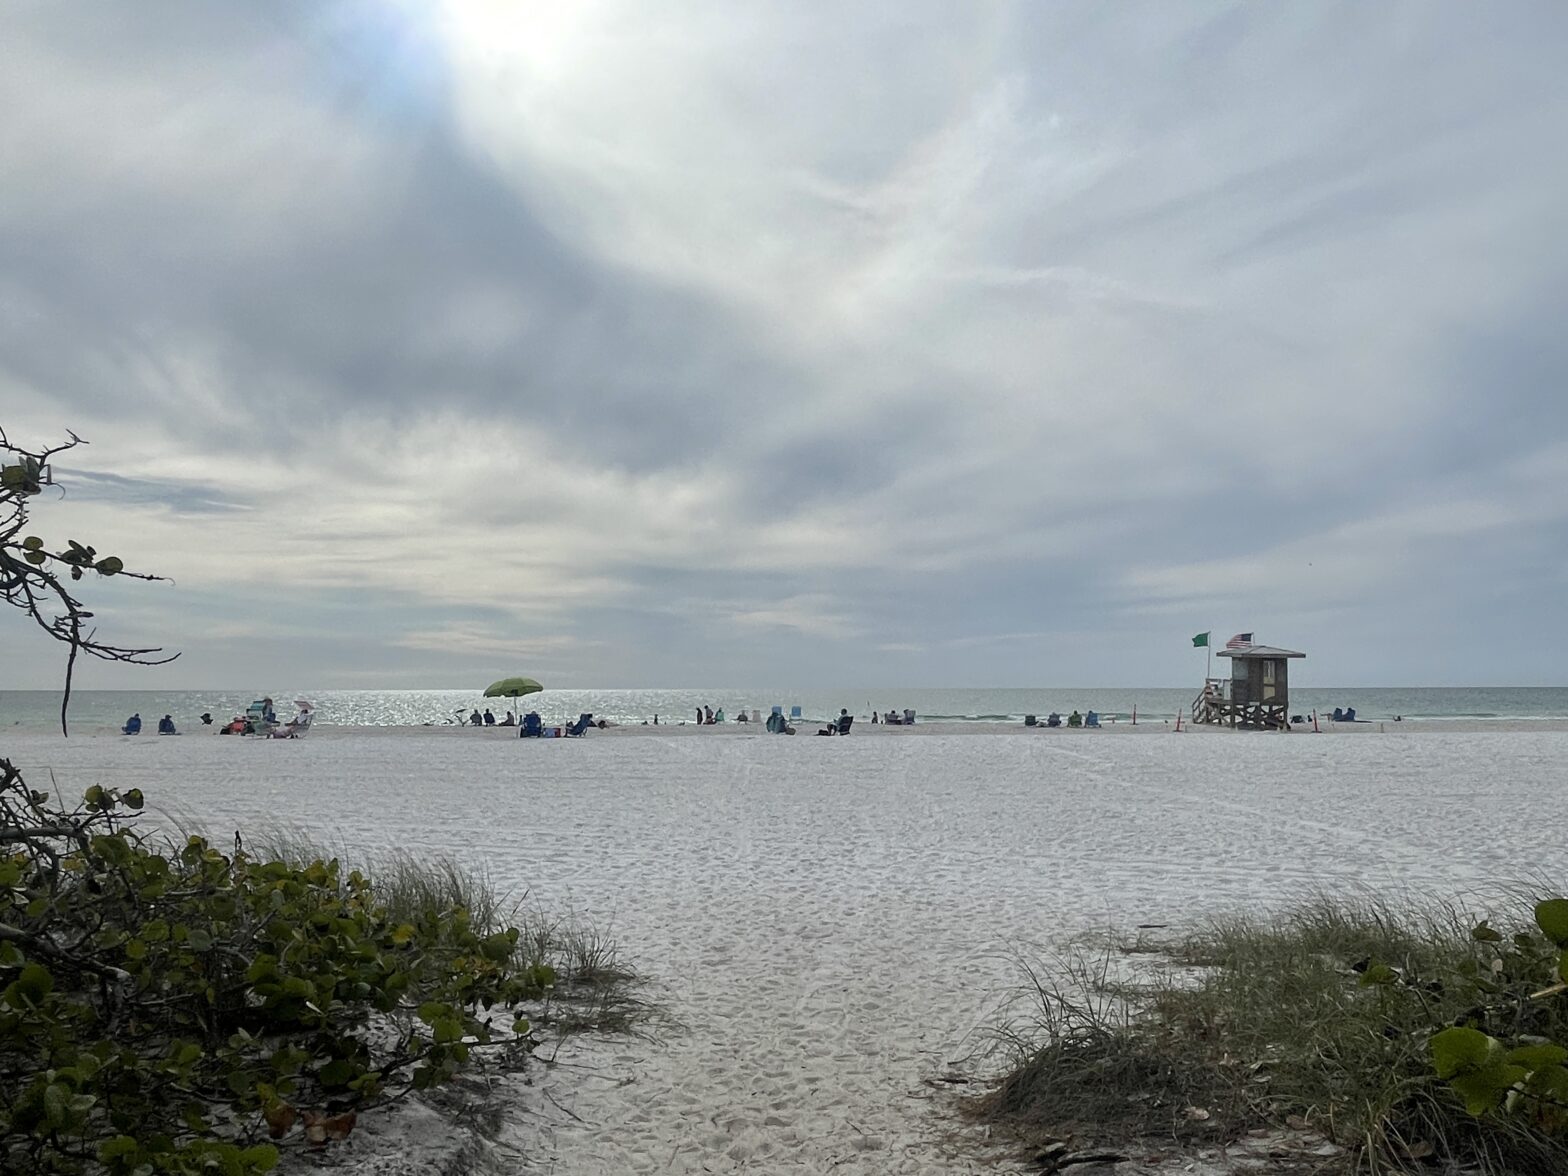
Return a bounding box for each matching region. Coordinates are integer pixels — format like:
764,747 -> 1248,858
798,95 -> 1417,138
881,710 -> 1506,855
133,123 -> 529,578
6,726 -> 1566,1173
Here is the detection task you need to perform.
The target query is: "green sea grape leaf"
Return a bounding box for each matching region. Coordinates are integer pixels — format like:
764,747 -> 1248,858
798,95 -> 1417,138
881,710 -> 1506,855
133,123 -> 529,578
1507,1043 -> 1568,1071
1534,899 -> 1568,946
1432,1026 -> 1494,1079
1450,1070 -> 1515,1116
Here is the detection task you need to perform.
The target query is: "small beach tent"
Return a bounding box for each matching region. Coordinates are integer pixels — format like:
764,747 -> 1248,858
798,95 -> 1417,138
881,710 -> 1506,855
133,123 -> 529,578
1193,644 -> 1305,730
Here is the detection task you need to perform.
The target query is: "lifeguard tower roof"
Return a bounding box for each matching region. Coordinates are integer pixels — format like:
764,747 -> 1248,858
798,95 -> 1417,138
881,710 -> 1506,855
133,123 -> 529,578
1217,645 -> 1305,660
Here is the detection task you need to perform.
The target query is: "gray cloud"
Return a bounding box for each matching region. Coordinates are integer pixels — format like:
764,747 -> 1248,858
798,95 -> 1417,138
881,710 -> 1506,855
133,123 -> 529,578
3,1 -> 1567,689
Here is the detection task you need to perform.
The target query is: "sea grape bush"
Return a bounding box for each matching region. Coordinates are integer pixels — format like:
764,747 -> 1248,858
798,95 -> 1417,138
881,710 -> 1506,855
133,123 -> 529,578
0,758 -> 554,1174
1357,896 -> 1568,1134
1423,900 -> 1568,1130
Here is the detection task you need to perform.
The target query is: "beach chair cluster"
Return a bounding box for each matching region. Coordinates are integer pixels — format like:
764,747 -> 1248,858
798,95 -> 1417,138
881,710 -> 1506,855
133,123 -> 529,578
518,712 -> 595,738
1025,710 -> 1101,729
201,698 -> 315,737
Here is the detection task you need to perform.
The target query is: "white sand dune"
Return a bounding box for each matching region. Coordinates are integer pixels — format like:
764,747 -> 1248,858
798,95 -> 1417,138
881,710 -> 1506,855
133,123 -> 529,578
7,728 -> 1566,1173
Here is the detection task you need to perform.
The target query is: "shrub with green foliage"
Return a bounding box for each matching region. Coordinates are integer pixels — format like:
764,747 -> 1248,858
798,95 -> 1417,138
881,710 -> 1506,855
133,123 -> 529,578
978,895 -> 1568,1174
1422,899 -> 1568,1130
0,758 -> 555,1175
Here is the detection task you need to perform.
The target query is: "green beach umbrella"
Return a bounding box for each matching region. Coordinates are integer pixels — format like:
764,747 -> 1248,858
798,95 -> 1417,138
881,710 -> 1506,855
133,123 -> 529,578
484,677 -> 543,714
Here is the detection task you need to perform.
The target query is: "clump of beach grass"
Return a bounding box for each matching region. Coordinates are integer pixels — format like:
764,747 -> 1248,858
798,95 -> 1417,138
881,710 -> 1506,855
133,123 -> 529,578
974,892 -> 1568,1173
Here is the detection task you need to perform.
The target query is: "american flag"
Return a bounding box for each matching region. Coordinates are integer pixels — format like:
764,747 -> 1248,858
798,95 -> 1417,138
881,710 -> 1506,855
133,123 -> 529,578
1225,632 -> 1254,649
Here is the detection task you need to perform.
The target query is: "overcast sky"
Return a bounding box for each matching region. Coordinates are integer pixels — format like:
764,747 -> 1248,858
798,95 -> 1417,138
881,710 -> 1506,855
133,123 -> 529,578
4,1 -> 1566,690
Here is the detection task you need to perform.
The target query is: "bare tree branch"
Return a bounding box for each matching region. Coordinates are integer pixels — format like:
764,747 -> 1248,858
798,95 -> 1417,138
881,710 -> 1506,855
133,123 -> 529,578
1,428 -> 179,735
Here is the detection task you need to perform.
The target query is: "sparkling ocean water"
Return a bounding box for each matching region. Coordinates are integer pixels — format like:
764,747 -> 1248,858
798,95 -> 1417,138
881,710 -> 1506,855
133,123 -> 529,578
3,686 -> 1567,734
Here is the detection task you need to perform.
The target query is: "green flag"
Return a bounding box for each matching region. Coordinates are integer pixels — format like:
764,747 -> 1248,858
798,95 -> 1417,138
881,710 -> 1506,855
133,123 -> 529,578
1192,631 -> 1210,647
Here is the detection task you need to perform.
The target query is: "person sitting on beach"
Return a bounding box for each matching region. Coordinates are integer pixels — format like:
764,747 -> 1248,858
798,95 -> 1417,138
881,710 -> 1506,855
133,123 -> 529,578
157,715 -> 177,735
501,710 -> 516,726
1067,710 -> 1082,728
469,709 -> 483,727
714,708 -> 725,723
122,713 -> 142,735
262,698 -> 277,725
1046,713 -> 1061,727
483,708 -> 496,726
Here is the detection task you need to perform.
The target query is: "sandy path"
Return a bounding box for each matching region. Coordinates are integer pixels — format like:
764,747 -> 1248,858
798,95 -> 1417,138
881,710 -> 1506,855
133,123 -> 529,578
7,729 -> 1567,1173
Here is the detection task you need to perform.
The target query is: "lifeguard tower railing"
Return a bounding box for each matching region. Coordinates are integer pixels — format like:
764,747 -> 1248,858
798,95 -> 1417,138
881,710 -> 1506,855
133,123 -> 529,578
1192,678 -> 1230,725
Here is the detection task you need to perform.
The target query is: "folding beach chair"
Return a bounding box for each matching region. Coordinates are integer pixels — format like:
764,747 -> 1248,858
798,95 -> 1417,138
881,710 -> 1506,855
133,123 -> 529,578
244,701 -> 276,737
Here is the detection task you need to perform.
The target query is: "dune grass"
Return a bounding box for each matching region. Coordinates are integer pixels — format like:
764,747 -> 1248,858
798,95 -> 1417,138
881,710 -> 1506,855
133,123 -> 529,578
975,894 -> 1568,1173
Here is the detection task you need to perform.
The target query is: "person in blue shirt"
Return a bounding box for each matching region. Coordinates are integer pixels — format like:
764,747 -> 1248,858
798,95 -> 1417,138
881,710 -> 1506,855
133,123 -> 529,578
122,713 -> 142,735
157,715 -> 177,735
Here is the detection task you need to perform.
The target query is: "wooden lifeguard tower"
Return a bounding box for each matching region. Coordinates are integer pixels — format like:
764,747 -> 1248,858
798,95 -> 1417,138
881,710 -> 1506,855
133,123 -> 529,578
1192,642 -> 1304,730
